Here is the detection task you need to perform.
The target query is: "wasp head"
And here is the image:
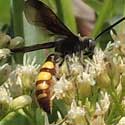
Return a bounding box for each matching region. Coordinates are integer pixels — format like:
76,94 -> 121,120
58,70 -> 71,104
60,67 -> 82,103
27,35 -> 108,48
80,37 -> 96,57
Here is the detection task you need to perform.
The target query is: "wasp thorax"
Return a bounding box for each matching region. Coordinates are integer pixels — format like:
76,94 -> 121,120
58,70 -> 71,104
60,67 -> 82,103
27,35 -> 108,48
79,36 -> 96,57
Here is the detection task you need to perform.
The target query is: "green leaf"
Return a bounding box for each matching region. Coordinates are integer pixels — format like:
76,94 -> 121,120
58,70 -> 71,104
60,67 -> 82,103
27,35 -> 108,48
35,108 -> 45,125
55,0 -> 77,33
0,110 -> 33,125
92,0 -> 113,38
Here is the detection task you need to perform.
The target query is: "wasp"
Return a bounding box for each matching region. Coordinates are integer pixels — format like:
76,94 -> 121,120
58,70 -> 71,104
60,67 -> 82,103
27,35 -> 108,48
11,0 -> 125,113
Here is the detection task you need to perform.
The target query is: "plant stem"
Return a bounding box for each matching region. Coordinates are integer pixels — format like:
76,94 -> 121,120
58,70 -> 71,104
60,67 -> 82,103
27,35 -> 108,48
11,0 -> 24,64
11,0 -> 24,37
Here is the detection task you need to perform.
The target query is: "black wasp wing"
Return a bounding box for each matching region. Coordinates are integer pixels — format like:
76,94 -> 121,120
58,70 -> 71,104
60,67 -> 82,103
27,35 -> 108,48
11,0 -> 77,53
24,0 -> 76,37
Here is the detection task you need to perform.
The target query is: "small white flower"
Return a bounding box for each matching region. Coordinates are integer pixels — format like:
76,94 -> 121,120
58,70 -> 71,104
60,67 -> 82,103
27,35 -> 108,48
3,54 -> 39,97
77,71 -> 95,97
115,56 -> 125,74
111,29 -> 125,55
67,54 -> 84,75
91,111 -> 106,125
70,62 -> 83,75
67,100 -> 87,124
6,73 -> 23,97
15,54 -> 39,90
91,99 -> 107,125
87,48 -> 111,88
117,117 -> 125,125
68,100 -> 85,118
77,71 -> 95,86
53,75 -> 73,99
92,92 -> 110,125
105,41 -> 114,51
0,86 -> 13,115
0,48 -> 10,59
99,91 -> 110,113
85,48 -> 108,78
0,63 -> 11,85
93,48 -> 107,75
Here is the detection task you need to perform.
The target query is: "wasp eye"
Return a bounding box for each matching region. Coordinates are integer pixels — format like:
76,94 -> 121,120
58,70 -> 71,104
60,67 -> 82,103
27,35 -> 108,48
89,39 -> 96,49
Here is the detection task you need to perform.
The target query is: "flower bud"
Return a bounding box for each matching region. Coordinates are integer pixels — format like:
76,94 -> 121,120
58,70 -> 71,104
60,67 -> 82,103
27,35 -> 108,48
0,33 -> 11,48
10,95 -> 32,110
106,62 -> 120,87
0,63 -> 11,85
79,82 -> 92,97
68,100 -> 87,125
0,86 -> 12,115
96,71 -> 111,88
77,72 -> 95,97
0,48 -> 10,60
9,36 -> 24,49
59,61 -> 69,76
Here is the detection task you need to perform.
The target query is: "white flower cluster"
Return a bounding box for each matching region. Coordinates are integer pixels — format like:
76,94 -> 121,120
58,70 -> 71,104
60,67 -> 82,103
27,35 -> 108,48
52,29 -> 125,125
1,28 -> 125,125
0,54 -> 39,116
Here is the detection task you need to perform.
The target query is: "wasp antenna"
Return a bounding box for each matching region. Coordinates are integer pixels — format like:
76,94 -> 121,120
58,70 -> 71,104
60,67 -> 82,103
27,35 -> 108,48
95,17 -> 125,40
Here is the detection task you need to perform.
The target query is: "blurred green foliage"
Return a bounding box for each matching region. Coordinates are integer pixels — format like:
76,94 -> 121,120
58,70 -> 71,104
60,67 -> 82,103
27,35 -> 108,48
0,0 -> 10,27
85,0 -> 124,16
85,0 -> 125,48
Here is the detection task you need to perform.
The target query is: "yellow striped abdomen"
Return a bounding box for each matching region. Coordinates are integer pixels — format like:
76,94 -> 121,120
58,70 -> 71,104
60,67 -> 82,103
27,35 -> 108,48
35,54 -> 56,113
